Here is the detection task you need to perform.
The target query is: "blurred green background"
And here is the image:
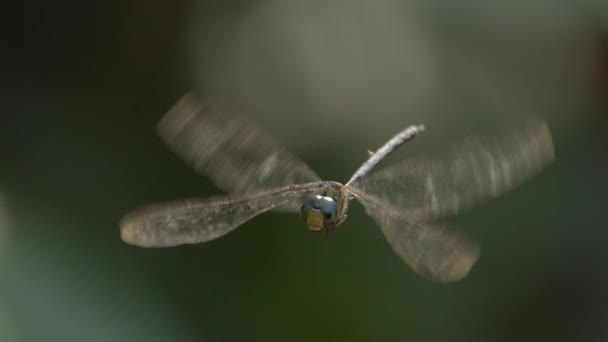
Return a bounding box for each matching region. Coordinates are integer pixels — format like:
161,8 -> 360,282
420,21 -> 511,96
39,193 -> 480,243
1,1 -> 608,341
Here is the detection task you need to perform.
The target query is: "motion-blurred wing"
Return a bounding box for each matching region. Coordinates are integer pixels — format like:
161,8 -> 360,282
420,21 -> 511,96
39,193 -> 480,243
158,93 -> 321,211
375,217 -> 479,282
121,182 -> 325,247
349,119 -> 554,220
351,191 -> 479,282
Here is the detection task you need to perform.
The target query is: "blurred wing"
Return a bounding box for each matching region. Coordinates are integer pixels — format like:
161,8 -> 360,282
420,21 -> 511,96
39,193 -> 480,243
158,93 -> 321,211
349,119 -> 554,220
121,182 -> 325,247
352,191 -> 479,282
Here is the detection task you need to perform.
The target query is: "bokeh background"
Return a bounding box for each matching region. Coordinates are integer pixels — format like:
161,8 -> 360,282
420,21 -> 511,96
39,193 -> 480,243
2,1 -> 608,341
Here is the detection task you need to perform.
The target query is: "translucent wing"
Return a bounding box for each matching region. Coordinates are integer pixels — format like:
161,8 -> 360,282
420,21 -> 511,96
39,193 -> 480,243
158,93 -> 321,211
349,119 -> 554,221
121,182 -> 326,247
375,217 -> 479,282
350,190 -> 479,282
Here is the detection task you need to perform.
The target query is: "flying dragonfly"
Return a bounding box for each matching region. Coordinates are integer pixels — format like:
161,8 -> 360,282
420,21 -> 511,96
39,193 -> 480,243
120,93 -> 555,282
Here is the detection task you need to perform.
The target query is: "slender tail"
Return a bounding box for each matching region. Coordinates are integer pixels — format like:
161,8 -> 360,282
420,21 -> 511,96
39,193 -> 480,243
345,125 -> 425,187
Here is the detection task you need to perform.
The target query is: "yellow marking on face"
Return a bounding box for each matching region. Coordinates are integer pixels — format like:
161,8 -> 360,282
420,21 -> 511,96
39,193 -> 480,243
306,211 -> 324,231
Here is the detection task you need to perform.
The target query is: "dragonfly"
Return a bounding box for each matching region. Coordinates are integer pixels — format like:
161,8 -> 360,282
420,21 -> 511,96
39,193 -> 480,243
120,93 -> 555,282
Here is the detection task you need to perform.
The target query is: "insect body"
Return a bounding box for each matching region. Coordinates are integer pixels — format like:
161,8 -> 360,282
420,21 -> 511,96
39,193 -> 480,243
300,182 -> 348,231
121,93 -> 555,282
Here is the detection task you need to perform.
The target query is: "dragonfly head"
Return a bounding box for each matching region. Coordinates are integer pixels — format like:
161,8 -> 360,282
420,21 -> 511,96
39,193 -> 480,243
301,195 -> 340,231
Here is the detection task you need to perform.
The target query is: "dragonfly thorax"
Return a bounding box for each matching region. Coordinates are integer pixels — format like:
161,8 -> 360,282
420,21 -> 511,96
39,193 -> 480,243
300,183 -> 348,232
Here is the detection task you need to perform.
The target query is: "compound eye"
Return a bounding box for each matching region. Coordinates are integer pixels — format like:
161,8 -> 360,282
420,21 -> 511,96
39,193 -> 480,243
317,196 -> 338,221
301,195 -> 339,231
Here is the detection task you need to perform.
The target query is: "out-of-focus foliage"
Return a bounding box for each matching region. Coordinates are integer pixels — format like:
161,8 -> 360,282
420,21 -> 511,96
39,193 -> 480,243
1,1 -> 608,341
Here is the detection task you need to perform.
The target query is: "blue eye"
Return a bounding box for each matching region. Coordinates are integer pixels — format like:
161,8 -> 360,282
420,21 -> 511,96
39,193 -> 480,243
300,197 -> 317,216
301,195 -> 338,231
319,201 -> 337,219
